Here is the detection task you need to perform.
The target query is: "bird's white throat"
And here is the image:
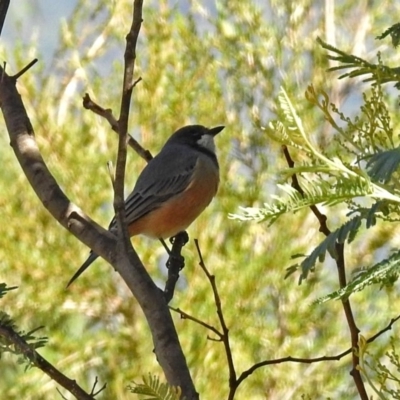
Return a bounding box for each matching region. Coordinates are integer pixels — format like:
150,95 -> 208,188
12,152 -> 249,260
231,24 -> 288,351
197,134 -> 216,153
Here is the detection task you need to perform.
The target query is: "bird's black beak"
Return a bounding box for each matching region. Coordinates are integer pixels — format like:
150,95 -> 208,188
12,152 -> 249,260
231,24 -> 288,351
208,126 -> 225,136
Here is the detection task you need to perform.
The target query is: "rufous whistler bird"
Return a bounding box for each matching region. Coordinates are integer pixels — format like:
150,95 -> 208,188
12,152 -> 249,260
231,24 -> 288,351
67,124 -> 224,287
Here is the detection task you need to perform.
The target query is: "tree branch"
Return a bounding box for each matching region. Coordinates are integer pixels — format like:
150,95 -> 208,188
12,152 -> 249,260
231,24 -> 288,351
194,240 -> 237,400
336,243 -> 368,399
164,231 -> 188,303
169,306 -> 223,339
0,322 -> 97,399
0,68 -> 117,267
236,313 -> 400,385
282,145 -> 368,399
173,241 -> 400,396
82,92 -> 152,162
282,145 -> 330,235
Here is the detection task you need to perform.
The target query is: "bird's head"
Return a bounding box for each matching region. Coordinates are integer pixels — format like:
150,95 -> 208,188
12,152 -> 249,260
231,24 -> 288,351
167,125 -> 224,153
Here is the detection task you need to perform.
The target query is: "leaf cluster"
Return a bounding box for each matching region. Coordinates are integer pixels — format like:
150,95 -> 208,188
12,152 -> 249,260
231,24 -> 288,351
317,37 -> 400,88
128,374 -> 182,400
0,284 -> 48,369
232,26 -> 400,300
359,335 -> 400,399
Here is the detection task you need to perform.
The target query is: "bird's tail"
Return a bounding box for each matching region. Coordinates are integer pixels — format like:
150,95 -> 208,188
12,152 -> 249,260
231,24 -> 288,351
66,251 -> 99,288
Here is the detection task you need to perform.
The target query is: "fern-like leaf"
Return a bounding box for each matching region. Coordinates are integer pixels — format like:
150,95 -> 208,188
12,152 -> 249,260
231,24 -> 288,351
315,250 -> 400,304
367,147 -> 400,183
128,374 -> 181,400
317,37 -> 400,86
286,216 -> 363,282
377,22 -> 400,47
230,172 -> 378,225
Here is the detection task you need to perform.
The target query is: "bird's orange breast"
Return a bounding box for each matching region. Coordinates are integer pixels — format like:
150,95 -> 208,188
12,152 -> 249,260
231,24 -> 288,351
128,157 -> 219,239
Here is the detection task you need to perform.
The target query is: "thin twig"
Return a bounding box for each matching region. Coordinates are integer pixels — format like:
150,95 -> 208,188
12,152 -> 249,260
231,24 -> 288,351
83,93 -> 152,162
236,313 -> 400,385
113,0 -> 143,284
169,306 -> 223,338
194,240 -> 237,398
11,59 -> 38,80
336,243 -> 368,399
90,376 -> 107,397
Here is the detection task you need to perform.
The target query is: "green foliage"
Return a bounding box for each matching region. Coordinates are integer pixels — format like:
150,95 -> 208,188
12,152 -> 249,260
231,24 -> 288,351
231,177 -> 371,224
128,374 -> 181,400
367,148 -> 400,183
318,37 -> 400,87
232,32 -> 400,297
289,216 -> 363,281
315,250 -> 400,304
2,1 -> 400,400
358,335 -> 400,399
306,83 -> 395,156
231,85 -> 400,226
0,284 -> 48,370
377,23 -> 400,48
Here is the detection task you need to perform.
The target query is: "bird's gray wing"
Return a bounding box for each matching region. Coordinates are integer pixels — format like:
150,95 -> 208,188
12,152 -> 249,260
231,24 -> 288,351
68,146 -> 200,287
109,147 -> 198,230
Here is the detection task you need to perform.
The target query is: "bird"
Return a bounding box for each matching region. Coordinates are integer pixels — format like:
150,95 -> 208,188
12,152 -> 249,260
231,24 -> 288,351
67,124 -> 224,287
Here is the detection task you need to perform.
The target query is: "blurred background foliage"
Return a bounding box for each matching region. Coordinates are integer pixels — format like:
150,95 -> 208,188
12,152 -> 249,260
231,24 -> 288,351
1,0 -> 400,399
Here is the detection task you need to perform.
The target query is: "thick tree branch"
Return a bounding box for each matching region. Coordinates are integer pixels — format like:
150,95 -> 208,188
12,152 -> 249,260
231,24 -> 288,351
112,1 -> 197,398
0,69 -> 117,265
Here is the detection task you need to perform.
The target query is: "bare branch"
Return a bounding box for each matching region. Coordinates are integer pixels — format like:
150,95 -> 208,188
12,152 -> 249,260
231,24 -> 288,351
194,240 -> 237,399
336,243 -> 368,399
12,58 -> 38,80
90,377 -> 107,397
97,1 -> 198,398
82,93 -> 152,162
169,306 -> 223,338
236,313 -> 400,385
